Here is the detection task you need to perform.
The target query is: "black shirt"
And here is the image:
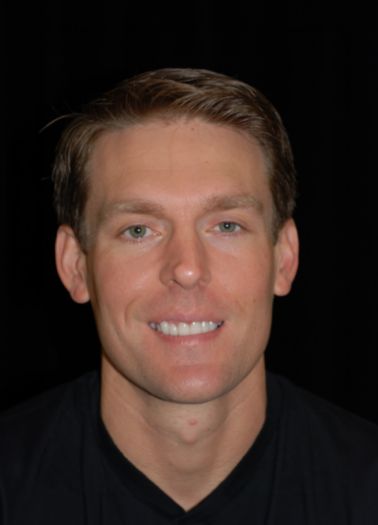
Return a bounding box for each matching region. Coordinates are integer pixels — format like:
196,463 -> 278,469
1,371 -> 378,524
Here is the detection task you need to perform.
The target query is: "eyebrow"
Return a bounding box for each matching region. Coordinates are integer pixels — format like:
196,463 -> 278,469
98,193 -> 264,225
202,194 -> 264,214
98,200 -> 166,225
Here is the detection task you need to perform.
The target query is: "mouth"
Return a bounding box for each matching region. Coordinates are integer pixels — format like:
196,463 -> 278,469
149,320 -> 224,337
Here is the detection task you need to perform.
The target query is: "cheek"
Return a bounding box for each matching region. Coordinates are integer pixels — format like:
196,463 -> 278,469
215,247 -> 276,306
87,251 -> 155,319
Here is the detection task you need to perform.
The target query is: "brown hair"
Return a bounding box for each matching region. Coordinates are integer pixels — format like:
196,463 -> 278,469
52,68 -> 296,244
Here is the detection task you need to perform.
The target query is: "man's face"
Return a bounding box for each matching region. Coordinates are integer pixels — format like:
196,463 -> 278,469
57,118 -> 298,404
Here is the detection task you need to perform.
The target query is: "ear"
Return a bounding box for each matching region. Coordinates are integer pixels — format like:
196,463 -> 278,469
55,225 -> 90,303
273,219 -> 299,297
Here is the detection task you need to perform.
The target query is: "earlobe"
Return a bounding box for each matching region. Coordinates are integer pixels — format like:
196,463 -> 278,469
273,219 -> 299,297
55,225 -> 90,304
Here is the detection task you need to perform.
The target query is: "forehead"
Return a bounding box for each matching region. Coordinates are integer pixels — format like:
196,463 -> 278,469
85,118 -> 272,215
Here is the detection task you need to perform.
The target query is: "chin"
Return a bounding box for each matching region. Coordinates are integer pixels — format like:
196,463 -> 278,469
147,365 -> 240,405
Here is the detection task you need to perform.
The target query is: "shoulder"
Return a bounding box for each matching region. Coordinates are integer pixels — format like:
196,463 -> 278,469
0,372 -> 100,523
269,373 -> 378,517
271,372 -> 378,448
0,371 -> 99,479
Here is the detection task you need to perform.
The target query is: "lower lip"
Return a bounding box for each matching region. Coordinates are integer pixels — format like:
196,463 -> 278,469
150,323 -> 224,344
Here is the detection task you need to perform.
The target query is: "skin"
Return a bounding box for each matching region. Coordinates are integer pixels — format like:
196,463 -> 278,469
56,118 -> 299,510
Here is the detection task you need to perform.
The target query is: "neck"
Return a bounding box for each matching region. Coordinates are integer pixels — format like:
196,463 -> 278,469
100,357 -> 267,511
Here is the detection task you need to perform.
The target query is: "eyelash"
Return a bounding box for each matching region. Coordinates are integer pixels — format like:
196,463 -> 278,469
121,224 -> 153,241
215,221 -> 242,234
119,221 -> 244,244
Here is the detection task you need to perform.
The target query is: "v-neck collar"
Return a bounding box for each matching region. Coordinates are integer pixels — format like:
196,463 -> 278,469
95,374 -> 282,522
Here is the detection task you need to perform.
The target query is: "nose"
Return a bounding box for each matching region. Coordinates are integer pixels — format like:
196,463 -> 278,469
159,230 -> 211,289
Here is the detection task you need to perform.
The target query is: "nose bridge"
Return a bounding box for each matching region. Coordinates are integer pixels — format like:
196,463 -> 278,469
159,225 -> 211,289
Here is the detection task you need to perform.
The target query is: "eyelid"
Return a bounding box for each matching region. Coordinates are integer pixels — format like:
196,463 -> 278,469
216,221 -> 243,232
120,224 -> 153,241
205,208 -> 251,226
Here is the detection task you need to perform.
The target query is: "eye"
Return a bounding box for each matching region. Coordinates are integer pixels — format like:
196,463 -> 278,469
217,221 -> 241,233
123,224 -> 151,240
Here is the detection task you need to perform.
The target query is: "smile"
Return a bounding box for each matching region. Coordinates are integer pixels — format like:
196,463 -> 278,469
149,321 -> 224,336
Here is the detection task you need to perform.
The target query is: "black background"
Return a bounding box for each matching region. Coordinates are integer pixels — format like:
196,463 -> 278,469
3,5 -> 378,423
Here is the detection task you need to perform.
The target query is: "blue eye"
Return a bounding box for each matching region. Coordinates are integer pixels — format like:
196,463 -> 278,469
218,222 -> 240,233
125,225 -> 148,239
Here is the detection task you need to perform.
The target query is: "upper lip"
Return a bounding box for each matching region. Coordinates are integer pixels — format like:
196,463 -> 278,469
150,317 -> 223,324
149,315 -> 224,324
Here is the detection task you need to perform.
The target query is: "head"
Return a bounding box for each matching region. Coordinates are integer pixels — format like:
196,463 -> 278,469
53,69 -> 299,406
52,68 -> 296,249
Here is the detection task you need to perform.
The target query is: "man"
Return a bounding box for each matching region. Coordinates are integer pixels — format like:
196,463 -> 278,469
1,68 -> 378,524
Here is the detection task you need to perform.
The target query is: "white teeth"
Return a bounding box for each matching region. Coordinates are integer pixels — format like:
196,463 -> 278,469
151,321 -> 222,336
